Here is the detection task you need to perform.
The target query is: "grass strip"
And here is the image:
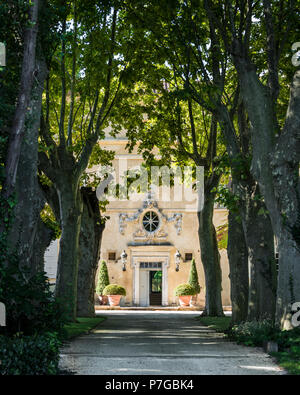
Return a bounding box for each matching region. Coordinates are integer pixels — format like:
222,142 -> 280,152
63,317 -> 106,340
199,317 -> 300,375
198,316 -> 231,332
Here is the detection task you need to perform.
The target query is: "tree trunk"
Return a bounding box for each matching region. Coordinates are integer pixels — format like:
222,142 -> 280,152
55,181 -> 82,321
198,174 -> 224,316
231,199 -> 276,323
241,198 -> 276,321
276,228 -> 300,328
6,59 -> 48,270
227,210 -> 249,324
232,175 -> 277,321
217,100 -> 276,321
77,188 -> 105,317
31,216 -> 55,274
1,0 -> 39,202
271,72 -> 300,328
232,53 -> 300,327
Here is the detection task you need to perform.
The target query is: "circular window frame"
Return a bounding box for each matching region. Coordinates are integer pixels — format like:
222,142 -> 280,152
142,210 -> 161,234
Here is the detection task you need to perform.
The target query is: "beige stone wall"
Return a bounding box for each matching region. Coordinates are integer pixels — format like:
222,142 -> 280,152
98,207 -> 230,308
94,136 -> 231,308
44,134 -> 231,308
44,239 -> 59,284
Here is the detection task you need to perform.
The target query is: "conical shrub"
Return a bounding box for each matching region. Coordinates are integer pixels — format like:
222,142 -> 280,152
96,260 -> 110,295
188,258 -> 200,294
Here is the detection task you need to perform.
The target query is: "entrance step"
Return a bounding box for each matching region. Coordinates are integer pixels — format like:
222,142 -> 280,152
95,305 -> 232,311
95,306 -> 203,311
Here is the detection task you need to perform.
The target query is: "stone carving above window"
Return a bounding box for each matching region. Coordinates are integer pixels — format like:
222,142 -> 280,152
119,190 -> 182,240
133,225 -> 168,241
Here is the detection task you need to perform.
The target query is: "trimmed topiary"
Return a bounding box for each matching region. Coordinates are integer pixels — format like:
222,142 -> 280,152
188,258 -> 201,294
103,284 -> 126,296
96,260 -> 110,295
174,283 -> 196,296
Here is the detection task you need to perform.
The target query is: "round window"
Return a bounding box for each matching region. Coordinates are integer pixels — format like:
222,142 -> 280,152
142,211 -> 160,233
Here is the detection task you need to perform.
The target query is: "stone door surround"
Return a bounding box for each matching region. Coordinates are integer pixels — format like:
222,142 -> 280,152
129,246 -> 173,306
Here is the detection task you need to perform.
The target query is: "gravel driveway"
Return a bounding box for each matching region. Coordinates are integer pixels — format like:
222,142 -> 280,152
59,311 -> 285,375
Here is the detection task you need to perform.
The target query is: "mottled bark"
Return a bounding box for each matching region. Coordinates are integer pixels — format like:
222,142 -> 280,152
7,59 -> 48,271
31,216 -> 54,274
198,174 -> 224,317
271,71 -> 300,328
227,211 -> 249,324
232,53 -> 300,327
55,180 -> 82,321
218,98 -> 277,321
240,192 -> 276,321
230,172 -> 276,321
77,188 -> 105,317
1,0 -> 39,201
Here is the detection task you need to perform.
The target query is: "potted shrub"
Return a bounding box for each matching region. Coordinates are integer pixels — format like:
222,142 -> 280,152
174,283 -> 196,307
188,258 -> 201,306
96,260 -> 110,305
103,284 -> 126,306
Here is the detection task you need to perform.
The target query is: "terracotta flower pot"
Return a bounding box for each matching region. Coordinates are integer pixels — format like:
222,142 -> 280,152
178,295 -> 192,307
98,295 -> 108,305
107,295 -> 122,306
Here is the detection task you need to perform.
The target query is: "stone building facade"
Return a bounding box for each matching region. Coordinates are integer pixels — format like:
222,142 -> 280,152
44,134 -> 231,308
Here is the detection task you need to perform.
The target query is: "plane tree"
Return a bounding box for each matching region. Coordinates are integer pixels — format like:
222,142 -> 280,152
204,0 -> 300,328
116,61 -> 226,316
121,0 -> 277,320
37,0 -> 132,320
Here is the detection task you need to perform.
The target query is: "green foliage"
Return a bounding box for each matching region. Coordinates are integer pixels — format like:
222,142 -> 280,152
228,319 -> 279,347
38,0 -> 131,176
228,320 -> 300,374
216,224 -> 228,250
40,204 -> 61,240
188,258 -> 200,294
96,260 -> 110,295
0,180 -> 64,374
0,262 -> 66,336
229,319 -> 300,348
103,284 -> 126,296
0,195 -> 65,373
275,345 -> 300,375
216,184 -> 240,214
0,332 -> 61,375
174,283 -> 196,296
116,1 -> 229,190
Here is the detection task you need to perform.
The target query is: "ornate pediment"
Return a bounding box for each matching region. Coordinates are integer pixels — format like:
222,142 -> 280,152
133,228 -> 147,238
132,226 -> 168,241
119,190 -> 182,241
